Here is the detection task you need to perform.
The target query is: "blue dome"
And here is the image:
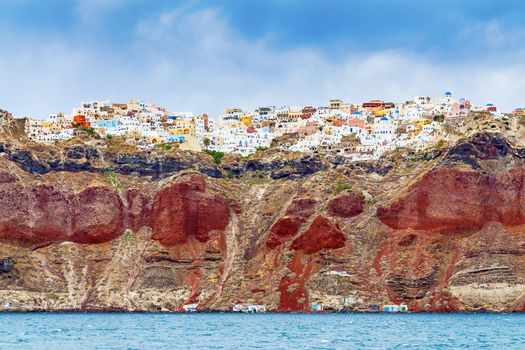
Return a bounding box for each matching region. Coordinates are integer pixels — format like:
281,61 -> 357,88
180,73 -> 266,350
486,103 -> 494,106
380,117 -> 388,121
353,111 -> 362,115
445,91 -> 452,96
459,98 -> 465,102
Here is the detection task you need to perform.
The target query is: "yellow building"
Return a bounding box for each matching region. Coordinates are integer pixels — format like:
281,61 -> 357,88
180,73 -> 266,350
169,118 -> 196,136
95,128 -> 106,137
288,109 -> 302,119
372,109 -> 387,117
408,118 -> 432,138
147,136 -> 162,144
413,117 -> 432,128
240,114 -> 253,126
225,108 -> 243,114
127,100 -> 141,111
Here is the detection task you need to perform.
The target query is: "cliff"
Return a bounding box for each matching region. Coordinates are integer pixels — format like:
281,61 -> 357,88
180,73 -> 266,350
0,110 -> 524,312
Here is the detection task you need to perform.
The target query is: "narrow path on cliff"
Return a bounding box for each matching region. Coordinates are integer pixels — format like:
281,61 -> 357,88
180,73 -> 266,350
213,213 -> 239,305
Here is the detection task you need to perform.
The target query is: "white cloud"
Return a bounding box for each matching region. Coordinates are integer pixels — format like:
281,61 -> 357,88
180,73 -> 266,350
1,4 -> 525,119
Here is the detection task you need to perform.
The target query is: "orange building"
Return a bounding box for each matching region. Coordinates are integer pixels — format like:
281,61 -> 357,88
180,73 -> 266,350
347,117 -> 366,129
332,119 -> 345,127
73,115 -> 91,128
513,108 -> 525,115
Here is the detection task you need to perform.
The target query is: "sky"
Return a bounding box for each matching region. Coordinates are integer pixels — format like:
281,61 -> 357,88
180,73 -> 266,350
1,0 -> 525,118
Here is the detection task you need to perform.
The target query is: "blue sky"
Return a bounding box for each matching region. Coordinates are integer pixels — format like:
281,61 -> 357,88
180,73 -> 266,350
1,0 -> 524,117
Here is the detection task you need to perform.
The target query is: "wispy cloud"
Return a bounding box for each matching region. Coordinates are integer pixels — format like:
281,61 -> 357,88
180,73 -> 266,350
1,3 -> 524,118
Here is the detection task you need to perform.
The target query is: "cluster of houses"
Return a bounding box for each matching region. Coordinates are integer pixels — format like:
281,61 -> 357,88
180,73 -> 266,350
25,93 -> 510,159
25,100 -> 208,151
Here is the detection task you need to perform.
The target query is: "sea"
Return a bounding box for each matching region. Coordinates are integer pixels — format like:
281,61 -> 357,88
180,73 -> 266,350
0,313 -> 523,349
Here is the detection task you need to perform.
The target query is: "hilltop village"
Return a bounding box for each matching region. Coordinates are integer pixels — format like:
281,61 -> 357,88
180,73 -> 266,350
24,93 -> 518,159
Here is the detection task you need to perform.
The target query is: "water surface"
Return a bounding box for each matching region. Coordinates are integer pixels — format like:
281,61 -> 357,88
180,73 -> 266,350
0,313 -> 522,349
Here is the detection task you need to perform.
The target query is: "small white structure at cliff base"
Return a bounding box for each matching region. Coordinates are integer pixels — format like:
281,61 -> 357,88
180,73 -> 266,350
232,304 -> 267,313
183,303 -> 198,312
382,304 -> 408,312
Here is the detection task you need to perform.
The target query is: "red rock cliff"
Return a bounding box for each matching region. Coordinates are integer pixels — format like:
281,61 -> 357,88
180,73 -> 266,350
0,172 -> 230,246
150,174 -> 230,245
378,168 -> 525,231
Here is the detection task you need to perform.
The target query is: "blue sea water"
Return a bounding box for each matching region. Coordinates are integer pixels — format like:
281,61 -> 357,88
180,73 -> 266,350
0,313 -> 523,349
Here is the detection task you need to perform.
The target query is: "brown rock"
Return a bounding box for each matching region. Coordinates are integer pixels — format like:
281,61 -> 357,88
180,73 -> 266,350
285,198 -> 317,218
125,188 -> 150,231
150,174 -> 230,245
377,168 -> 525,231
291,216 -> 346,254
0,175 -> 125,244
266,216 -> 304,249
328,191 -> 364,218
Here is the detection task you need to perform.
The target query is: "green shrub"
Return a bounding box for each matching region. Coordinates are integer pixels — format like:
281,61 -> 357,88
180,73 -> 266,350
205,150 -> 225,165
335,181 -> 352,194
157,142 -> 173,150
105,172 -> 122,191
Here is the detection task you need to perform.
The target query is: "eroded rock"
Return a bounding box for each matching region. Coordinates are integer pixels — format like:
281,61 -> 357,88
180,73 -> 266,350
291,216 -> 346,254
150,174 -> 230,245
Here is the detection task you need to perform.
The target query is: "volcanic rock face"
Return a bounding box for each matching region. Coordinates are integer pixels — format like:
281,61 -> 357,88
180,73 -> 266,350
266,197 -> 316,249
0,172 -> 229,246
266,217 -> 304,249
377,168 -> 525,231
0,173 -> 125,244
291,216 -> 346,254
0,125 -> 524,312
150,174 -> 230,245
328,192 -> 364,218
375,166 -> 525,311
0,142 -> 223,179
447,133 -> 519,168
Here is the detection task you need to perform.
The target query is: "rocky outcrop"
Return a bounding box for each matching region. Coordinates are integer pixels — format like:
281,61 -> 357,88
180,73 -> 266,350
447,133 -> 517,168
266,217 -> 304,249
0,175 -> 125,244
266,197 -> 317,249
0,258 -> 14,273
150,174 -> 230,245
386,271 -> 438,300
377,168 -> 525,231
222,152 -> 329,179
328,191 -> 364,218
291,216 -> 346,254
0,143 -> 222,179
0,172 -> 229,246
